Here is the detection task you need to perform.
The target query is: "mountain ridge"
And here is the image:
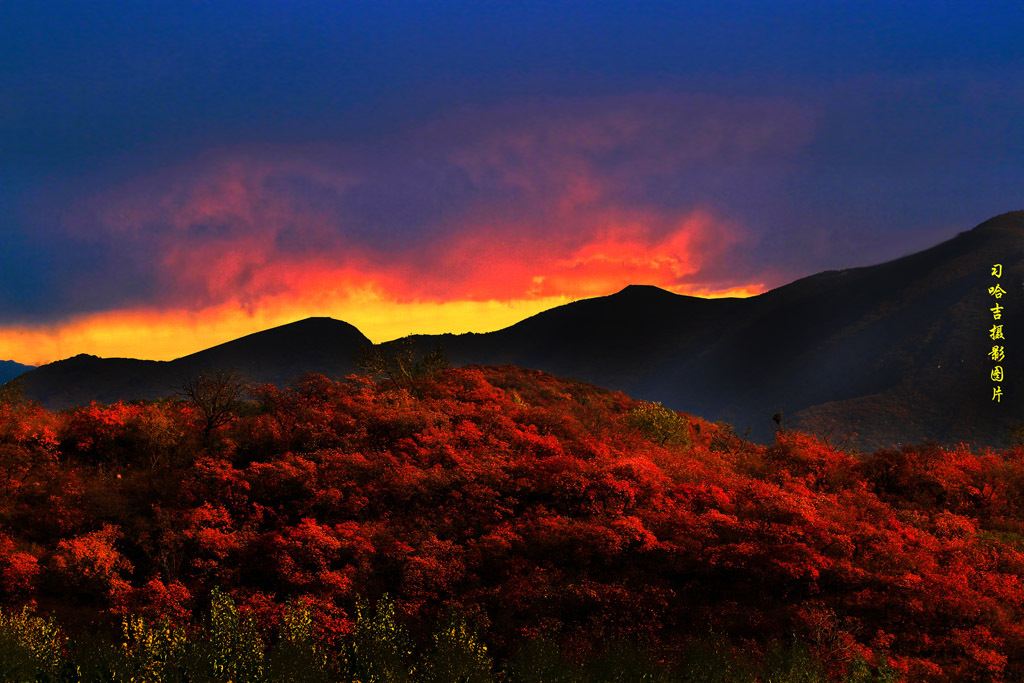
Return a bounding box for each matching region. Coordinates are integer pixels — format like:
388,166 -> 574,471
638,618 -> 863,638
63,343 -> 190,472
13,212 -> 1024,450
18,318 -> 370,409
0,359 -> 36,385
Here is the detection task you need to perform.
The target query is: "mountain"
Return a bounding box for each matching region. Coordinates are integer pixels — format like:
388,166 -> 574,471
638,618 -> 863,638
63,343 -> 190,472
16,212 -> 1024,450
20,318 -> 370,409
0,360 -> 35,385
393,211 -> 1024,449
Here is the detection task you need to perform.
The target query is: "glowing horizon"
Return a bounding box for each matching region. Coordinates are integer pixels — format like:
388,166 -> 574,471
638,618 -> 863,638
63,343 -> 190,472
5,5 -> 1006,370
0,281 -> 765,367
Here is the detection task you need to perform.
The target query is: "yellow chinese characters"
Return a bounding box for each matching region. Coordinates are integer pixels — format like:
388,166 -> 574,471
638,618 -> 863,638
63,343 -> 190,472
989,264 -> 1006,402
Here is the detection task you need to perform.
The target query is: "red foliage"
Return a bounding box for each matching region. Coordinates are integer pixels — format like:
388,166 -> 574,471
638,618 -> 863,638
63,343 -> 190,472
49,524 -> 133,600
0,534 -> 39,604
5,367 -> 1024,679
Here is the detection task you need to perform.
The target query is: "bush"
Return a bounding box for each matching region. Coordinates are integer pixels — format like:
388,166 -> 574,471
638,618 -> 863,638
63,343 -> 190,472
418,611 -> 494,682
266,599 -> 332,683
342,593 -> 416,682
628,401 -> 691,447
0,606 -> 64,682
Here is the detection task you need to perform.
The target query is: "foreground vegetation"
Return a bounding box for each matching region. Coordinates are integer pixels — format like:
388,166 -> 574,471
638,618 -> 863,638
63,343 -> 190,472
1,366 -> 1024,679
3,588 -> 894,682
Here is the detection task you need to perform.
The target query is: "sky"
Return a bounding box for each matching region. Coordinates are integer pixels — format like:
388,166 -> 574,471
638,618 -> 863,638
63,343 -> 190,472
2,1 -> 1024,366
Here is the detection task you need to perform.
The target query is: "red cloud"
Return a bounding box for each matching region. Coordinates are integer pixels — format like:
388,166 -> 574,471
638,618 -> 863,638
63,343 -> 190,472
25,92 -> 811,360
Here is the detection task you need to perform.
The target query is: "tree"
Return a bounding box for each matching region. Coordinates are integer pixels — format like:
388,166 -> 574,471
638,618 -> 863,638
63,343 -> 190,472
627,401 -> 690,447
178,369 -> 250,439
356,338 -> 449,388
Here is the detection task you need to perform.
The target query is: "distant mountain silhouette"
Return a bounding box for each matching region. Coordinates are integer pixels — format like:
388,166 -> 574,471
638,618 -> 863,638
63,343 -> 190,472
16,212 -> 1024,450
20,318 -> 370,409
0,360 -> 35,385
388,211 -> 1024,449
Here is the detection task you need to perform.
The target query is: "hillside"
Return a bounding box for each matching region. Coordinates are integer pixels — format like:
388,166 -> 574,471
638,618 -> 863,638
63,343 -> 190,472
2,366 -> 1024,680
402,211 -> 1024,449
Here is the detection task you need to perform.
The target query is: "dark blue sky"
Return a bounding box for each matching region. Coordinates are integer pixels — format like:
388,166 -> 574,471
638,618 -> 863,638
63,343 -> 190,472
2,1 -> 1024,362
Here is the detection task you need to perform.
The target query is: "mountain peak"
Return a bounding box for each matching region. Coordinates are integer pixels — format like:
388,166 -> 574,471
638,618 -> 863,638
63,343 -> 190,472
0,360 -> 34,385
618,284 -> 672,295
614,284 -> 685,301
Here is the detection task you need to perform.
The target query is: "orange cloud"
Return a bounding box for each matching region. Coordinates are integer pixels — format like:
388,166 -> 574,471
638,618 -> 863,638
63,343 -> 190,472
416,206 -> 755,301
1,202 -> 766,365
0,220 -> 765,365
7,93 -> 807,364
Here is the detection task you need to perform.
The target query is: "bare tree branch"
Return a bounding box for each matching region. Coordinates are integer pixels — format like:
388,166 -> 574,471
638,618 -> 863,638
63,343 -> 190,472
178,368 -> 250,439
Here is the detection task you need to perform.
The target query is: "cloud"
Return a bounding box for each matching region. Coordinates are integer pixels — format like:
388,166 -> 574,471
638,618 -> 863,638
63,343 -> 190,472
4,92 -> 814,362
92,93 -> 811,299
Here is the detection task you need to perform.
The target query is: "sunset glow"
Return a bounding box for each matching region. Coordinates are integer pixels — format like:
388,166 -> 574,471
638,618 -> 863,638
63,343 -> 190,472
1,142 -> 769,366
3,3 -> 1012,368
0,278 -> 765,367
